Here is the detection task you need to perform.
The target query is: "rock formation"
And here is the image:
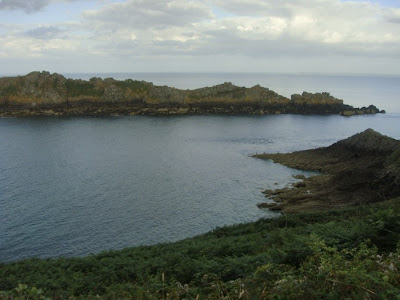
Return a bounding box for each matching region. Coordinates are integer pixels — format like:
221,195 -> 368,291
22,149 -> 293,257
0,71 -> 384,117
254,129 -> 400,212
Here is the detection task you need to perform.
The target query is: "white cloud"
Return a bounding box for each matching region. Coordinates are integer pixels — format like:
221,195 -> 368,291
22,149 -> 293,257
84,0 -> 213,30
1,0 -> 400,74
210,0 -> 400,46
1,34 -> 79,58
82,0 -> 400,55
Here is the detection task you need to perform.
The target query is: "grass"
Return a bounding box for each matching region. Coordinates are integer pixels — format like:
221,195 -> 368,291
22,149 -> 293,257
0,84 -> 18,96
1,198 -> 400,299
66,80 -> 104,98
114,79 -> 152,91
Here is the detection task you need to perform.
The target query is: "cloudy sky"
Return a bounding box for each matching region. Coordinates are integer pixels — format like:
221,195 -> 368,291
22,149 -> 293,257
0,0 -> 400,75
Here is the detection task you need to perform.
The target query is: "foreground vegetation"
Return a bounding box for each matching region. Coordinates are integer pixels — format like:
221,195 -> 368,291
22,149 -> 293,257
1,198 -> 400,299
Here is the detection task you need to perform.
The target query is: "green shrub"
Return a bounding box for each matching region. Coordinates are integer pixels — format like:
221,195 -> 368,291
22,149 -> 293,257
1,199 -> 400,298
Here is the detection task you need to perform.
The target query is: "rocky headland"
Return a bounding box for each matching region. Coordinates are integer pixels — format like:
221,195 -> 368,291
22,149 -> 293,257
254,129 -> 400,212
0,71 -> 384,117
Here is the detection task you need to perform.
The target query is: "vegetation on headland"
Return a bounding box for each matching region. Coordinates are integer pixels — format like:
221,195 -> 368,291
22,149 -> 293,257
254,129 -> 400,213
1,129 -> 400,299
0,71 -> 384,117
1,199 -> 400,299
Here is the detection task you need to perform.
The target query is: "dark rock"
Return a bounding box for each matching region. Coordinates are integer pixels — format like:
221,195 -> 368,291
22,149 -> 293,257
254,130 -> 400,212
333,129 -> 400,155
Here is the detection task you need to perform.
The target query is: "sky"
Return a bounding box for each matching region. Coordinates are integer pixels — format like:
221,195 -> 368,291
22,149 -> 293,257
0,0 -> 400,75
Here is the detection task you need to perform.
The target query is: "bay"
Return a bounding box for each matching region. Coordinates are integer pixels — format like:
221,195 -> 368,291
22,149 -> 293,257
1,114 -> 400,262
1,72 -> 400,262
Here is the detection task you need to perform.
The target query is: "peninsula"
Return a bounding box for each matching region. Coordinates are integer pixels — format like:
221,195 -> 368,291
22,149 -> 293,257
255,129 -> 400,212
0,71 -> 384,117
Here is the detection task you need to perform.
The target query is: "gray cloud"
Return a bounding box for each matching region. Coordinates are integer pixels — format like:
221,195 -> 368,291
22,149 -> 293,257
0,0 -> 50,13
84,0 -> 213,31
0,0 -> 90,13
211,0 -> 292,17
386,17 -> 400,23
24,26 -> 62,39
384,9 -> 400,23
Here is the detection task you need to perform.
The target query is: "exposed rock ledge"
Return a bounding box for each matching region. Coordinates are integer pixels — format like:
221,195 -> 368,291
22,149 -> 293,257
0,71 -> 384,117
254,129 -> 400,213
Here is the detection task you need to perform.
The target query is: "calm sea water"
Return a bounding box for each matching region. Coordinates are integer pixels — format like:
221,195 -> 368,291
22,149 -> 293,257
1,73 -> 400,263
1,114 -> 400,262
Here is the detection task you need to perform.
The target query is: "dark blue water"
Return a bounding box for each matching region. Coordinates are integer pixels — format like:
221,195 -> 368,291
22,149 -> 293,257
1,114 -> 400,262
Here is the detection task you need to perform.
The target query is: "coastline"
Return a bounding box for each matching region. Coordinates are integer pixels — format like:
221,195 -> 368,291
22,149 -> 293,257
0,103 -> 384,118
254,129 -> 400,213
1,129 -> 400,298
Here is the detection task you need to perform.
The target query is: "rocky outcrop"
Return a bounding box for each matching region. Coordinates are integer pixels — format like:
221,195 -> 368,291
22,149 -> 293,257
340,105 -> 382,116
0,71 -> 67,106
291,92 -> 343,105
254,129 -> 400,212
0,71 -> 384,117
334,128 -> 400,155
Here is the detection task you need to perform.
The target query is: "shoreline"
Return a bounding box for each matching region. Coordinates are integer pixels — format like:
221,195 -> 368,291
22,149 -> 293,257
254,129 -> 400,213
0,104 -> 385,118
1,129 -> 400,297
1,198 -> 400,298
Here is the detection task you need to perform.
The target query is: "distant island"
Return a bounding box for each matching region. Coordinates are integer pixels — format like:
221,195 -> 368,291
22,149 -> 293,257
0,71 -> 384,117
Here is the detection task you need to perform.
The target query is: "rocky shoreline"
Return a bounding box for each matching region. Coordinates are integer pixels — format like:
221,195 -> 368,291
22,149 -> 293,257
0,71 -> 384,117
0,103 -> 383,118
254,129 -> 400,212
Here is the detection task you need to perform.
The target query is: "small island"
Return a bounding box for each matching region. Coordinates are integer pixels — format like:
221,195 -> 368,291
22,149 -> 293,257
0,71 -> 384,117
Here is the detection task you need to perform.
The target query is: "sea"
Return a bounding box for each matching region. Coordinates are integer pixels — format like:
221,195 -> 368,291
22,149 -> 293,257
0,73 -> 399,262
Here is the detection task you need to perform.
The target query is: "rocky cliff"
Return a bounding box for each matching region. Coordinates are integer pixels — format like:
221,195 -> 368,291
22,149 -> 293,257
254,129 -> 400,212
0,71 -> 384,116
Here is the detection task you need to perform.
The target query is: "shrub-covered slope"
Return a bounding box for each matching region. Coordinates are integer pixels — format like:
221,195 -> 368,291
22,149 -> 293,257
1,199 -> 400,299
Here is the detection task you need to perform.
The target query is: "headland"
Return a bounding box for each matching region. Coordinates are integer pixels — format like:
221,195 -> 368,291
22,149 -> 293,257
255,129 -> 400,212
0,71 -> 384,117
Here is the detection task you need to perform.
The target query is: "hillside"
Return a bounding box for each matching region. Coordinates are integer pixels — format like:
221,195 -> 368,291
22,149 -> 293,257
255,129 -> 400,212
0,71 -> 383,116
1,200 -> 400,299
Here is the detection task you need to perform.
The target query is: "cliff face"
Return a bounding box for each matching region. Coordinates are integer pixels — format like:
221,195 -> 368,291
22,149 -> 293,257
0,71 -> 384,116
